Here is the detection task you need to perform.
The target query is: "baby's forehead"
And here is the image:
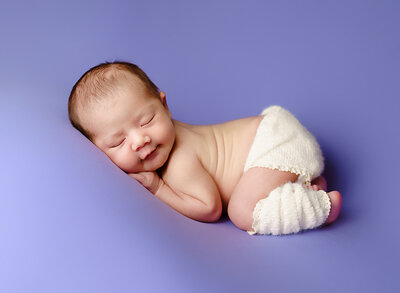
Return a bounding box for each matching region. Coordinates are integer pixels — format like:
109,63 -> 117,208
83,82 -> 154,120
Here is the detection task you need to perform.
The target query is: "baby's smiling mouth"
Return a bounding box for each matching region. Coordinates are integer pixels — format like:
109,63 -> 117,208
140,146 -> 157,160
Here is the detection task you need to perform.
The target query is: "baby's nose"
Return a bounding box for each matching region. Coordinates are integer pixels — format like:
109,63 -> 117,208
132,135 -> 151,151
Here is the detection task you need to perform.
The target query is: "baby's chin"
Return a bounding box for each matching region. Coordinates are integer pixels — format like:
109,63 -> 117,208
122,157 -> 168,174
144,145 -> 171,172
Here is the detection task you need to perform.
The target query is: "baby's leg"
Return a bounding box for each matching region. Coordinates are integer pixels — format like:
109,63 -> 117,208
228,168 -> 341,234
228,167 -> 298,231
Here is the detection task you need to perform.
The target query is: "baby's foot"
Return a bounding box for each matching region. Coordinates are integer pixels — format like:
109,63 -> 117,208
324,191 -> 342,225
305,183 -> 342,225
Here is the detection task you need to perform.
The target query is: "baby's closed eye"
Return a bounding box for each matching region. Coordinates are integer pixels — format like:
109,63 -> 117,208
110,138 -> 126,148
140,115 -> 155,127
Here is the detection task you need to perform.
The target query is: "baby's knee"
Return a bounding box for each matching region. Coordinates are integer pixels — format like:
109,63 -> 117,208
227,199 -> 253,231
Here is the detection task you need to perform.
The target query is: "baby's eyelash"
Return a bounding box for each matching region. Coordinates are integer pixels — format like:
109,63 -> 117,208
111,138 -> 125,148
141,115 -> 154,127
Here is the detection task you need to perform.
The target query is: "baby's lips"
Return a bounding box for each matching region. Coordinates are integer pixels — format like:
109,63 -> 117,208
139,146 -> 156,160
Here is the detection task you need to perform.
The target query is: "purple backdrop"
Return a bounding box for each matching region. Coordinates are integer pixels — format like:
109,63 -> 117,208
1,1 -> 399,292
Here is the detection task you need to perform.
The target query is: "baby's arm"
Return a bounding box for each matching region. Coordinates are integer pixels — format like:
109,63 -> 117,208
129,154 -> 222,223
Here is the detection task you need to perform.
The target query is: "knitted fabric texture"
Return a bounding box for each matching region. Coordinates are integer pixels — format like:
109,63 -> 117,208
248,181 -> 331,235
244,105 -> 324,184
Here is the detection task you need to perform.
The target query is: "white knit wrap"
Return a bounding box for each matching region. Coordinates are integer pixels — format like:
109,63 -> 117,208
244,105 -> 324,184
248,182 -> 331,235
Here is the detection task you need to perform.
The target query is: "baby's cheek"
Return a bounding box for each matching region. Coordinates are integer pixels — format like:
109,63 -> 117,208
111,151 -> 132,172
160,120 -> 175,140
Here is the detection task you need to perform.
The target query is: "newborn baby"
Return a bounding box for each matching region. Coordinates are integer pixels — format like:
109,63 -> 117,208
68,61 -> 342,235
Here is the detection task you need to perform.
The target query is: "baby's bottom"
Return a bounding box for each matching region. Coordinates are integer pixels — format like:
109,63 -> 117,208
227,167 -> 342,235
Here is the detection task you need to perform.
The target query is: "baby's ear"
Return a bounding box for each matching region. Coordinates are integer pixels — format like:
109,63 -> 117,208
159,91 -> 171,116
159,91 -> 167,105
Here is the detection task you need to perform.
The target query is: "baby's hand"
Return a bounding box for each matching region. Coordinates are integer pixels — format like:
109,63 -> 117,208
128,171 -> 162,195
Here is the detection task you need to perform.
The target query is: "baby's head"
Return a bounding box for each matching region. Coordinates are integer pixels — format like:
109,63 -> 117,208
68,61 -> 176,173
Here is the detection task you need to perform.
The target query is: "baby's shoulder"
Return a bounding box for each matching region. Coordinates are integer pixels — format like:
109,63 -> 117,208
160,141 -> 204,183
164,142 -> 201,171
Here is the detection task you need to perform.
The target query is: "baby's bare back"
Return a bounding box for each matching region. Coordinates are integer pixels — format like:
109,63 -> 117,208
160,116 -> 263,210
